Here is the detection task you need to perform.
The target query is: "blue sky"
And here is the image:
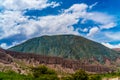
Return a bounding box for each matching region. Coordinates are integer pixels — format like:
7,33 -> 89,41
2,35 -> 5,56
0,0 -> 120,49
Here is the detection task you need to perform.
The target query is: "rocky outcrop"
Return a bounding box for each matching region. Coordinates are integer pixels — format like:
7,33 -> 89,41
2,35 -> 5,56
0,48 -> 13,64
0,48 -> 115,73
5,50 -> 113,73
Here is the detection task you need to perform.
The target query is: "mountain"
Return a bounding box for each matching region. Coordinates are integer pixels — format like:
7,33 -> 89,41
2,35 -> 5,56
9,35 -> 120,63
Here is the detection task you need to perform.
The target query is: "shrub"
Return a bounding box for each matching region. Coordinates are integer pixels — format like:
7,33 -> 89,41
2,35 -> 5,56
61,76 -> 73,80
89,75 -> 102,80
0,71 -> 33,80
30,65 -> 59,80
72,69 -> 89,80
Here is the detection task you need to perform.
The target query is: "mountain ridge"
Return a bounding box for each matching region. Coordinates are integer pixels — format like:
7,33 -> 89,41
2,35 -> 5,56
9,35 -> 119,63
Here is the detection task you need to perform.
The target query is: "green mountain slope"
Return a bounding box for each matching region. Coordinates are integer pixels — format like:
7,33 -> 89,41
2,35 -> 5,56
9,35 -> 119,61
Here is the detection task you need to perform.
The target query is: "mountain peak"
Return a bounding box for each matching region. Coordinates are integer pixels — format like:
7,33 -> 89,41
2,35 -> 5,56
9,35 -> 119,63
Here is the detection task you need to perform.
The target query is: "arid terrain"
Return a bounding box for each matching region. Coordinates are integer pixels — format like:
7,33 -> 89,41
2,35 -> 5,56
0,48 -> 116,74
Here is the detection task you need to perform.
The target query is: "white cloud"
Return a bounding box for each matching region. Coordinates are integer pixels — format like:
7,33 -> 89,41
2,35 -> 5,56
0,1 -> 117,42
105,32 -> 120,40
84,12 -> 116,36
0,42 -> 18,49
102,42 -> 120,48
86,12 -> 115,25
83,28 -> 88,32
51,2 -> 61,8
87,27 -> 99,36
100,22 -> 116,29
2,0 -> 59,10
65,3 -> 88,13
0,3 -> 88,39
0,10 -> 27,39
89,2 -> 98,9
0,43 -> 8,49
0,0 -> 61,39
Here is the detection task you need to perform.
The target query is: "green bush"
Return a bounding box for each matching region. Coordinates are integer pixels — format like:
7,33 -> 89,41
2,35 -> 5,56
61,76 -> 73,80
89,75 -> 102,80
0,65 -> 59,80
0,71 -> 33,80
30,65 -> 59,80
62,69 -> 89,80
72,69 -> 89,80
35,75 -> 59,80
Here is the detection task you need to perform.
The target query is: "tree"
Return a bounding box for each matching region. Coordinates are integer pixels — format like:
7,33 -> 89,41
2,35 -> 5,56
72,69 -> 89,80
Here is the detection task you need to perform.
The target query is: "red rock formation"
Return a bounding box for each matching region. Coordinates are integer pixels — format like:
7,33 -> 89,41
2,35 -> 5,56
0,48 -> 13,64
5,50 -> 113,73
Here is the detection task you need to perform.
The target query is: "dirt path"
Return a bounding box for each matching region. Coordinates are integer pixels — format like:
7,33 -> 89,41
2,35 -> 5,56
103,77 -> 120,80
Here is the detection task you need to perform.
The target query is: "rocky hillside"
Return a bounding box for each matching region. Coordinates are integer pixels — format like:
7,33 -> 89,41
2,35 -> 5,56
0,48 -> 13,64
0,48 -> 114,74
9,35 -> 119,64
0,48 -> 23,73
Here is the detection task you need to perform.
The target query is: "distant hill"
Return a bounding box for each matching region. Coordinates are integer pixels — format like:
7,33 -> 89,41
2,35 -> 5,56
9,35 -> 119,63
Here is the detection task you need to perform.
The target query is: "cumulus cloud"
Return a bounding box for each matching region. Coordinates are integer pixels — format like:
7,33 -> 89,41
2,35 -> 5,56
83,28 -> 88,32
89,2 -> 98,9
65,3 -> 88,13
86,12 -> 115,25
0,3 -> 89,39
87,27 -> 99,36
100,22 -> 116,29
0,43 -> 8,49
0,42 -> 18,49
105,32 -> 120,40
0,0 -> 60,39
0,2 -> 116,39
102,42 -> 120,48
1,0 -> 60,10
0,10 -> 27,39
85,12 -> 116,37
